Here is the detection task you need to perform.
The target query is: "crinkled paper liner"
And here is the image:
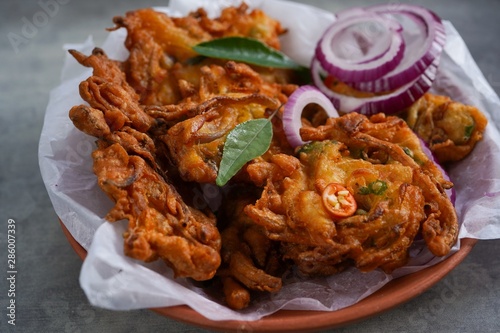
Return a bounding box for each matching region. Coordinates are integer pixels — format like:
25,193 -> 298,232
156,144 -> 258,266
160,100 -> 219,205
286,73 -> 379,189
38,0 -> 500,322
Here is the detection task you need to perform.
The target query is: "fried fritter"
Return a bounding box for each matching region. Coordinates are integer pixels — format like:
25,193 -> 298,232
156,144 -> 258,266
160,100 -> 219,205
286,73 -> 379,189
67,3 -> 295,287
111,4 -> 297,184
69,48 -> 154,133
217,188 -> 283,308
150,60 -> 296,183
93,142 -> 221,280
245,112 -> 458,276
162,92 -> 280,183
302,112 -> 458,257
68,48 -> 222,281
69,49 -> 158,167
404,93 -> 488,164
111,3 -> 288,106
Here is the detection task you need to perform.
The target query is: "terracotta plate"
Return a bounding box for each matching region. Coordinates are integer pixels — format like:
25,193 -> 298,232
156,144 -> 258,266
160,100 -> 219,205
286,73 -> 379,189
59,220 -> 476,333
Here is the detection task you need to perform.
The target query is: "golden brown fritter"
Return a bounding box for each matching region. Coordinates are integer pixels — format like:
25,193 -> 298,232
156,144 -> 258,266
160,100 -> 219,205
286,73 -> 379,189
104,4 -> 298,184
93,143 -> 221,280
67,4 -> 295,284
111,4 -> 288,106
217,187 -> 283,307
69,48 -> 154,133
68,48 -> 222,281
154,61 -> 294,183
302,112 -> 458,257
404,93 -> 488,164
245,113 -> 458,276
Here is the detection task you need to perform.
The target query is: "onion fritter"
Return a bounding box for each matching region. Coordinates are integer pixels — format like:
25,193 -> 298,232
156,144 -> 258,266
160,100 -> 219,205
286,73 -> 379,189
93,142 -> 221,281
405,93 -> 488,163
111,3 -> 288,106
245,112 -> 458,276
217,188 -> 283,307
68,48 -> 222,281
67,4 -> 295,283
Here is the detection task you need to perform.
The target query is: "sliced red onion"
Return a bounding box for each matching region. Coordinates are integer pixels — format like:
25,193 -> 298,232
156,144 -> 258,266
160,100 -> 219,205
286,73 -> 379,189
344,4 -> 446,92
311,56 -> 439,115
419,138 -> 456,204
283,85 -> 339,148
315,14 -> 405,83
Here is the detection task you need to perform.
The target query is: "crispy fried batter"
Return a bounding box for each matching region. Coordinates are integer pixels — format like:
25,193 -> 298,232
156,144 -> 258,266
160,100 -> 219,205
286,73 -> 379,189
301,113 -> 458,257
93,143 -> 221,280
221,276 -> 251,310
69,49 -> 154,132
163,91 -> 282,183
67,4 -> 294,294
218,188 -> 283,300
189,3 -> 287,50
105,5 -> 297,184
111,4 -> 288,105
245,113 -> 458,275
404,93 -> 488,163
68,48 -> 222,281
146,59 -> 295,183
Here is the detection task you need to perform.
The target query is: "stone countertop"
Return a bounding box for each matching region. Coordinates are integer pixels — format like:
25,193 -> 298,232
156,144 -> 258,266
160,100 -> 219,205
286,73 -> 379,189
1,0 -> 499,332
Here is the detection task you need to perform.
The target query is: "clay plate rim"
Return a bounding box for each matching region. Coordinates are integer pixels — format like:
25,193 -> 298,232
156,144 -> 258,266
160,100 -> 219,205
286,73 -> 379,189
59,220 -> 476,333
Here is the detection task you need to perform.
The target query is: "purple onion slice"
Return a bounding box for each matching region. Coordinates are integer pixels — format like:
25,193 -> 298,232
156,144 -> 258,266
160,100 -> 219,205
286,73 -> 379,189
344,4 -> 447,92
311,56 -> 440,115
315,13 -> 405,83
282,85 -> 339,148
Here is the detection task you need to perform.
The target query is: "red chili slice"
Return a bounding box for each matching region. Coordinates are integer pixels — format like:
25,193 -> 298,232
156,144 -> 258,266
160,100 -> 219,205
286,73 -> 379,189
321,183 -> 357,218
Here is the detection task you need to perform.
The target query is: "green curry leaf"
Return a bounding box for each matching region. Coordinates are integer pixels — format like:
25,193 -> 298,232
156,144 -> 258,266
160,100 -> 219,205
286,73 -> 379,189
193,36 -> 305,70
216,118 -> 273,186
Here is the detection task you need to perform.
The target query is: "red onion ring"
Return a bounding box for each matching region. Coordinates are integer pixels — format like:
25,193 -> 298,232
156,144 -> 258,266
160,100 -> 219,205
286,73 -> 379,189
315,13 -> 405,83
344,4 -> 446,92
311,56 -> 440,115
282,85 -> 339,148
311,4 -> 446,114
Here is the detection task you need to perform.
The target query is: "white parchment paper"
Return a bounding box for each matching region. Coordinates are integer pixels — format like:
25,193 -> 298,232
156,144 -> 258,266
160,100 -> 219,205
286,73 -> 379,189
39,0 -> 500,321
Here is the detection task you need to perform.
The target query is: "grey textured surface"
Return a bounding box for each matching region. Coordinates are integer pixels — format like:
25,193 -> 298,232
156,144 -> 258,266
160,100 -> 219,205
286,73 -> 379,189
1,0 -> 500,332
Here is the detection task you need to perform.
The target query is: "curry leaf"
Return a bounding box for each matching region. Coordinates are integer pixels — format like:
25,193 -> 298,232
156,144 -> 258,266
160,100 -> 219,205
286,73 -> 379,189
216,118 -> 273,186
193,36 -> 304,70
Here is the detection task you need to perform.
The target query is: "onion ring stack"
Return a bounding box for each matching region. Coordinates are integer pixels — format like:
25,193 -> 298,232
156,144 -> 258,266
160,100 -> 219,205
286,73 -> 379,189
311,4 -> 447,115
